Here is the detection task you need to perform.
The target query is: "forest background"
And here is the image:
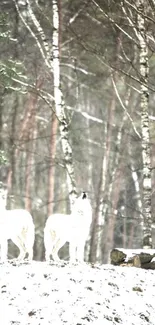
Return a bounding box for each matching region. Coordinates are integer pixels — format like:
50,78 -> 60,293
0,0 -> 155,263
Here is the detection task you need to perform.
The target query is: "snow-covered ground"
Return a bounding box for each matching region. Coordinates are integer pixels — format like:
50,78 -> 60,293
0,260 -> 155,325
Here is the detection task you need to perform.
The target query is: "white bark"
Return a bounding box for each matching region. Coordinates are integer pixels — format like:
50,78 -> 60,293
52,0 -> 77,208
137,0 -> 152,248
95,122 -> 107,263
131,168 -> 142,214
13,0 -> 77,208
129,143 -> 143,246
13,0 -> 50,69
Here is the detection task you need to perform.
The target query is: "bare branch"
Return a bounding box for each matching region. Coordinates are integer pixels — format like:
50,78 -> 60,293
12,76 -> 54,109
92,0 -> 139,45
111,76 -> 141,138
26,0 -> 52,67
13,0 -> 50,69
66,106 -> 104,124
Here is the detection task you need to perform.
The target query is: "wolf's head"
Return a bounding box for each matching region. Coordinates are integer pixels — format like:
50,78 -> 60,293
72,191 -> 92,221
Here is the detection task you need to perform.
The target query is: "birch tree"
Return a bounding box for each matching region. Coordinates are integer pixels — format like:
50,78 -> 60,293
90,0 -> 152,250
136,0 -> 152,248
52,0 -> 77,208
13,0 -> 77,209
48,112 -> 58,216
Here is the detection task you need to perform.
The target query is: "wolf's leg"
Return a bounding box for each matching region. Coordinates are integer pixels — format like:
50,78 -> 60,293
51,238 -> 66,261
45,249 -> 51,262
26,246 -> 33,261
69,241 -> 77,262
76,240 -> 85,262
24,226 -> 35,261
11,236 -> 26,260
44,228 -> 56,261
0,239 -> 8,261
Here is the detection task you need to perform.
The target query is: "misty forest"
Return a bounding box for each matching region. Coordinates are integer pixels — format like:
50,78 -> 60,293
0,0 -> 155,263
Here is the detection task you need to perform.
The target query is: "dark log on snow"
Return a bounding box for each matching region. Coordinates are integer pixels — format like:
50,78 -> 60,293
110,248 -> 155,269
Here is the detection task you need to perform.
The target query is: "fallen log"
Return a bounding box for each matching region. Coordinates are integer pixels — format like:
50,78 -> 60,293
110,248 -> 155,269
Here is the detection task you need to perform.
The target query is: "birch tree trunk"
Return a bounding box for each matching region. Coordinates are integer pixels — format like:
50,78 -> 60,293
0,89 -> 8,207
0,89 -> 5,151
129,142 -> 143,247
52,0 -> 77,208
7,4 -> 19,206
102,114 -> 126,264
89,121 -> 108,263
137,0 -> 152,248
14,0 -> 77,209
48,112 -> 58,216
25,87 -> 38,212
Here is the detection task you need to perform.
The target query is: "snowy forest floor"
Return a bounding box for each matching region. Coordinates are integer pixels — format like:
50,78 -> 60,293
0,261 -> 155,325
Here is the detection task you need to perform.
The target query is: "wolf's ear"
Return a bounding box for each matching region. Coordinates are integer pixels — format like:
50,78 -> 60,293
82,192 -> 87,199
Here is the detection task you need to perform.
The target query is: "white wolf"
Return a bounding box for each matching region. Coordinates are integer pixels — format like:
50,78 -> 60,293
44,192 -> 92,262
0,209 -> 35,261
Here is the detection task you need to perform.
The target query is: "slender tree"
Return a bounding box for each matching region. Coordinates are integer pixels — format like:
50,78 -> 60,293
48,112 -> 58,216
52,0 -> 77,208
25,78 -> 42,211
137,0 -> 152,248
